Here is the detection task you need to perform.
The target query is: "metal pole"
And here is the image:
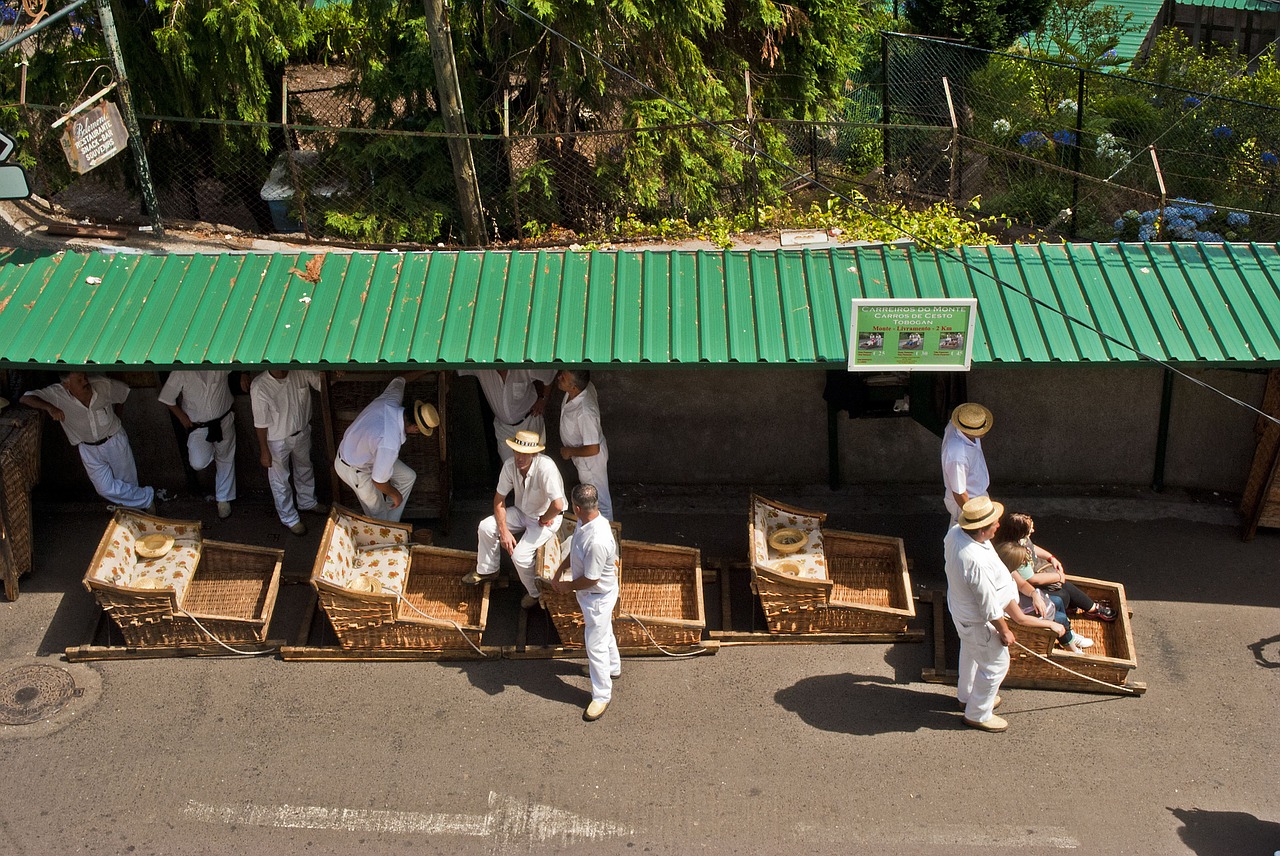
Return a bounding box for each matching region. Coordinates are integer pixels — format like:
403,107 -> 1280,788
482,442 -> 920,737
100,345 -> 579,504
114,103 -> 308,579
1152,367 -> 1174,492
95,0 -> 163,234
1070,67 -> 1084,238
0,0 -> 93,54
1149,145 -> 1167,239
881,33 -> 891,169
942,76 -> 958,204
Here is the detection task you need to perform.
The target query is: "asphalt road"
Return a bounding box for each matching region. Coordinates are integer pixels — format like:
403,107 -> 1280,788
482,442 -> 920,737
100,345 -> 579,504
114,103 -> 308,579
0,491 -> 1276,855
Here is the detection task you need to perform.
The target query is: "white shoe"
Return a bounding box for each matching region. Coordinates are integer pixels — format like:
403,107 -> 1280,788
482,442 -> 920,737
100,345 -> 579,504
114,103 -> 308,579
217,501 -> 232,519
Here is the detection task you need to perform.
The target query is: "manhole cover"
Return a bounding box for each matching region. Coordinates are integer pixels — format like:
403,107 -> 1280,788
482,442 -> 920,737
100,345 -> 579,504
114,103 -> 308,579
0,665 -> 78,725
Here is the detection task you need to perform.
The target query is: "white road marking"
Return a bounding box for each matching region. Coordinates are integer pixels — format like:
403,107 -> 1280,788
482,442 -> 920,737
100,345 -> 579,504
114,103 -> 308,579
794,822 -> 1079,849
183,791 -> 633,845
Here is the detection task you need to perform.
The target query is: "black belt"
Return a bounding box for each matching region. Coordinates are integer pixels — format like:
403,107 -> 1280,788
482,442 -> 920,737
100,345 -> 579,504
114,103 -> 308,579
191,407 -> 233,443
81,432 -> 116,447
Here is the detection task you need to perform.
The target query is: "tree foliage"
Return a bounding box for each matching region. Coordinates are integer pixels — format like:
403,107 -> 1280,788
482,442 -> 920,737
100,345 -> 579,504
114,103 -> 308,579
904,0 -> 1051,51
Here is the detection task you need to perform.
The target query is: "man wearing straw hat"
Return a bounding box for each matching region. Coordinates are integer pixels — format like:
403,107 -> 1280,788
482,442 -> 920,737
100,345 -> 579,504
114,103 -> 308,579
464,428 -> 566,609
541,483 -> 619,722
941,402 -> 993,524
250,369 -> 325,536
335,372 -> 437,523
22,372 -> 162,512
457,369 -> 556,463
157,369 -> 238,519
945,496 -> 1065,732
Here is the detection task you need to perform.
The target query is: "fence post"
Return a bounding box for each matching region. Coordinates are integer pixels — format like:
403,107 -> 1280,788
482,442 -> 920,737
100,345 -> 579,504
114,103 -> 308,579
881,33 -> 891,170
95,0 -> 163,234
1149,145 -> 1167,238
1070,67 -> 1085,238
942,76 -> 958,204
280,74 -> 312,238
746,69 -> 758,229
505,89 -> 524,245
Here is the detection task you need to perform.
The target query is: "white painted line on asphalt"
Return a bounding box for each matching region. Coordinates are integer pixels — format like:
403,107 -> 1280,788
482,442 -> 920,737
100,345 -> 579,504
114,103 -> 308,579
183,791 -> 634,844
795,823 -> 1079,849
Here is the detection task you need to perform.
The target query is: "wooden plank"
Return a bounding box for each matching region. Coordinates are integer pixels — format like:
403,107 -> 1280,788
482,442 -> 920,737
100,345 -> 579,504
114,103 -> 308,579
710,630 -> 925,645
929,589 -> 948,674
515,599 -> 529,654
293,589 -> 318,647
501,641 -> 719,659
278,645 -> 501,662
717,559 -> 733,631
64,640 -> 287,662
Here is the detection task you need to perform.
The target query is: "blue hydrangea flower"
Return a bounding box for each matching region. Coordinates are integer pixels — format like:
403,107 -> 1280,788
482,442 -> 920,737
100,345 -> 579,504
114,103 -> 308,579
1183,96 -> 1201,109
1100,49 -> 1118,60
1262,151 -> 1279,167
1113,218 -> 1125,231
1138,225 -> 1155,241
1226,211 -> 1250,228
0,6 -> 17,23
1052,130 -> 1077,146
1211,125 -> 1233,139
1018,131 -> 1048,149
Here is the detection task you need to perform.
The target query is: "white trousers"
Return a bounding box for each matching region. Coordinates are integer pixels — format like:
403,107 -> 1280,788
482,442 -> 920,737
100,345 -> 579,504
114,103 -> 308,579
578,588 -> 620,703
80,431 -> 153,509
187,412 -> 236,502
335,456 -> 416,523
493,414 -> 545,463
266,426 -> 317,527
476,506 -> 561,596
955,622 -> 1010,723
571,454 -> 613,521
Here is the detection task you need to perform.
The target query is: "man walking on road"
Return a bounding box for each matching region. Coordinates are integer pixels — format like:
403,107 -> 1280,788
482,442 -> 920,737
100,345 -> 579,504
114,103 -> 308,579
542,483 -> 619,722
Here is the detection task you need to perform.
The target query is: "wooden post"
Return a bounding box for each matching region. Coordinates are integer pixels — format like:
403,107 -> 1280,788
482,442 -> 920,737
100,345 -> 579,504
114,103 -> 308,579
942,76 -> 958,205
423,0 -> 487,246
1150,145 -> 1167,239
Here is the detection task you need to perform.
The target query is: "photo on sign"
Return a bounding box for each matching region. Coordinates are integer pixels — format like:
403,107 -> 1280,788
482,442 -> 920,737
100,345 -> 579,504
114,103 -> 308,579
858,332 -> 884,350
939,332 -> 965,351
897,332 -> 924,351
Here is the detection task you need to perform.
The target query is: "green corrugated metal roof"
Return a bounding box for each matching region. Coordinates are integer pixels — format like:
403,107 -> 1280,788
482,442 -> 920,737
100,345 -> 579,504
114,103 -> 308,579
1,243 -> 1279,369
1178,0 -> 1277,10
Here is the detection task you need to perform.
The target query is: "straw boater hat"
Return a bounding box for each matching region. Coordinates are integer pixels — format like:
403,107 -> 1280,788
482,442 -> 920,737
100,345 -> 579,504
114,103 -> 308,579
958,496 -> 1004,530
413,400 -> 440,436
349,574 -> 382,594
505,429 -> 545,454
951,402 -> 994,437
135,533 -> 175,559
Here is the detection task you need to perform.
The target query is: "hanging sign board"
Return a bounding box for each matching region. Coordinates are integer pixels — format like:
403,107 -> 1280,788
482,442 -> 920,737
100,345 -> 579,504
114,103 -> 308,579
847,298 -> 977,371
59,100 -> 129,175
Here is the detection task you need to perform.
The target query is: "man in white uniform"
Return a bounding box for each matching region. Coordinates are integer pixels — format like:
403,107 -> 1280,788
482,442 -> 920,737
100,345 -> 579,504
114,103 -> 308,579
556,369 -> 612,521
250,369 -> 325,535
941,402 -> 992,523
457,369 -> 556,462
464,429 -> 566,609
543,483 -> 619,722
158,370 -> 237,519
335,372 -> 437,522
22,372 -> 158,511
945,496 -> 1065,732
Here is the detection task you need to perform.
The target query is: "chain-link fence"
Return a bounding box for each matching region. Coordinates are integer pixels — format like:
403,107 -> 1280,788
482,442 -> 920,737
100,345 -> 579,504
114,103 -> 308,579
881,32 -> 1280,242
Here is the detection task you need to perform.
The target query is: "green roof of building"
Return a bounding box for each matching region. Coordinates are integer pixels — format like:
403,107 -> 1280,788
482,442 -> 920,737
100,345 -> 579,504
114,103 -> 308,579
1178,0 -> 1278,10
1,242 -> 1279,369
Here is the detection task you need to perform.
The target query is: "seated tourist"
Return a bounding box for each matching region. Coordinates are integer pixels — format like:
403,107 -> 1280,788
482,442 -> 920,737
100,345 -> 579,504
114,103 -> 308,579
993,511 -> 1117,652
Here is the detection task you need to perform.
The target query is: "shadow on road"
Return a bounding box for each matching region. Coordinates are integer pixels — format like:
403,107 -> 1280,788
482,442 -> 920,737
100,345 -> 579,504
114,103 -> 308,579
1169,807 -> 1280,855
1248,635 -> 1280,668
774,674 -> 955,734
446,659 -> 589,709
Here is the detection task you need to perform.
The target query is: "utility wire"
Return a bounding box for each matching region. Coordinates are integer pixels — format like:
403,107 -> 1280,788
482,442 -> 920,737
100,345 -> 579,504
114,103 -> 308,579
490,0 -> 1280,426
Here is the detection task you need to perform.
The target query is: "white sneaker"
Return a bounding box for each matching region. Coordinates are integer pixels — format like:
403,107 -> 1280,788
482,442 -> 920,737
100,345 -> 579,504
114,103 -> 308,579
217,501 -> 232,519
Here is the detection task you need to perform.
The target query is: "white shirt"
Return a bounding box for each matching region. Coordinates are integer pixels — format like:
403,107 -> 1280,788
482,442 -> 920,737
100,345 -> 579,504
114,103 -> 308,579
570,513 -> 618,597
559,382 -> 607,456
941,421 -> 989,499
459,369 -> 556,424
28,376 -> 127,445
250,371 -> 322,440
944,525 -> 1015,628
338,377 -> 407,482
157,370 -> 233,423
496,453 -> 565,519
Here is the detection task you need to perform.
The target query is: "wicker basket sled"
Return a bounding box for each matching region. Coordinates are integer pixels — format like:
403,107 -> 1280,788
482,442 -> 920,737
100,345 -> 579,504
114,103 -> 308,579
749,495 -> 915,635
0,405 -> 42,600
535,516 -> 706,650
1002,575 -> 1139,694
308,506 -> 488,651
81,510 -> 282,649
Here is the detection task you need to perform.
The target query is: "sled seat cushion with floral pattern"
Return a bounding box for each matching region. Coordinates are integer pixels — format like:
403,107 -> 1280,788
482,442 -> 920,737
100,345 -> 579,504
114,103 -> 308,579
83,509 -> 282,648
748,495 -> 916,635
309,506 -> 487,650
